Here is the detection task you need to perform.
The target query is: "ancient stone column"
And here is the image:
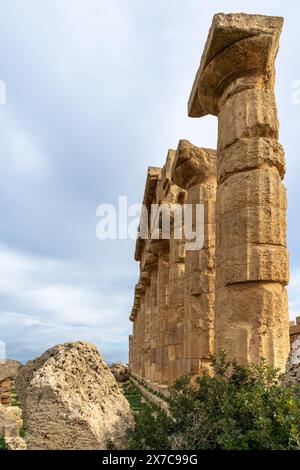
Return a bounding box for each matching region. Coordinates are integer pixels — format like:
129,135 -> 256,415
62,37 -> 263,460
149,238 -> 170,385
128,334 -> 133,372
131,279 -> 147,378
142,251 -> 159,383
173,140 -> 217,374
149,150 -> 178,385
188,13 -> 289,369
129,305 -> 138,375
168,217 -> 186,383
140,273 -> 151,380
131,166 -> 161,380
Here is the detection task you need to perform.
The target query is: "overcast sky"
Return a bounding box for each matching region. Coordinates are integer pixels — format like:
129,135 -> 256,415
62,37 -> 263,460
0,0 -> 299,364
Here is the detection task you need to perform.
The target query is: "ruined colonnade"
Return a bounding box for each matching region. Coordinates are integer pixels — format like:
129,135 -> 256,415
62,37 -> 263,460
129,13 -> 290,386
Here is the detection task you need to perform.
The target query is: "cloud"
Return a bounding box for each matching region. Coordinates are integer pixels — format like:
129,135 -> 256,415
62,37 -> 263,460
0,243 -> 132,363
0,0 -> 299,364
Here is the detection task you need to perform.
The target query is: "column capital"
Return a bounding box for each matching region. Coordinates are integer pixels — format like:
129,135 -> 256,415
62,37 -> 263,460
149,235 -> 170,256
142,251 -> 158,271
139,271 -> 151,286
188,13 -> 283,117
172,139 -> 216,189
129,307 -> 138,322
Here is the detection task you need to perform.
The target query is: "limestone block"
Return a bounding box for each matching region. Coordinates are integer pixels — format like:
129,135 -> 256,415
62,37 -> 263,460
169,262 -> 185,280
218,138 -> 285,183
218,88 -> 279,150
185,248 -> 215,274
5,406 -> 23,430
142,252 -> 158,272
1,398 -> 11,405
188,14 -> 283,118
168,359 -> 185,383
172,140 -> 217,190
185,194 -> 216,227
0,378 -> 12,388
149,237 -> 170,256
215,283 -> 289,369
0,392 -> 10,399
140,271 -> 151,286
170,280 -> 185,306
0,360 -> 22,383
216,206 -> 286,250
186,184 -> 216,206
185,272 -> 215,295
184,293 -> 215,361
15,342 -> 133,450
285,336 -> 300,386
220,244 -> 289,285
0,404 -> 25,449
170,242 -> 186,263
217,169 -> 287,217
186,222 -> 215,250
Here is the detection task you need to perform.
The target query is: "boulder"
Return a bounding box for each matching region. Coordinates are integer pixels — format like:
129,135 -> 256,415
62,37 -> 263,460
0,404 -> 26,450
285,336 -> 300,386
110,362 -> 130,383
15,342 -> 133,450
0,360 -> 22,382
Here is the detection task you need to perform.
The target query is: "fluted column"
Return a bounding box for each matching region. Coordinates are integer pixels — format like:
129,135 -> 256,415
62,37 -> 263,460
173,140 -> 217,374
142,252 -> 159,383
168,224 -> 186,383
188,13 -> 289,369
129,335 -> 133,371
150,237 -> 170,384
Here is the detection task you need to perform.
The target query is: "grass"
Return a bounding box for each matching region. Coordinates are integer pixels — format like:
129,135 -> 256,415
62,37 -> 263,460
11,387 -> 21,407
122,380 -> 153,413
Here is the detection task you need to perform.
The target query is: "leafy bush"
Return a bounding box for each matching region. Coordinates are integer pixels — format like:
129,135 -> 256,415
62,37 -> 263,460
122,381 -> 153,413
127,353 -> 300,450
0,437 -> 7,450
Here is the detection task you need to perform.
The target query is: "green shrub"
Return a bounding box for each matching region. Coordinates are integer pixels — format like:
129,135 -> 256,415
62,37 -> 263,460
0,437 -> 7,450
122,381 -> 152,413
127,353 -> 300,450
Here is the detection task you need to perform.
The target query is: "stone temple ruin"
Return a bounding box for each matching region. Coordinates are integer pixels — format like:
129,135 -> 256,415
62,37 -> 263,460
129,13 -> 294,387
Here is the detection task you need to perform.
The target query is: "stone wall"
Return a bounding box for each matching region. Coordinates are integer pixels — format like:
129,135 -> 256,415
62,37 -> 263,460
129,13 -> 291,386
0,360 -> 21,406
0,378 -> 13,405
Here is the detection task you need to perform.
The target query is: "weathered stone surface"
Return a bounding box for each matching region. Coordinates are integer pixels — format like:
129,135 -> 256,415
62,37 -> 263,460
173,140 -> 216,376
172,140 -> 216,189
0,404 -> 26,450
218,138 -> 286,183
0,360 -> 22,406
129,13 -> 291,387
110,363 -> 130,383
218,88 -> 279,150
285,336 -> 300,386
188,13 -> 284,118
0,405 -> 21,437
0,360 -> 22,382
6,406 -> 23,429
290,316 -> 300,346
215,283 -> 289,366
6,436 -> 27,451
188,12 -> 289,371
15,342 -> 133,450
